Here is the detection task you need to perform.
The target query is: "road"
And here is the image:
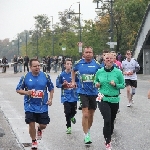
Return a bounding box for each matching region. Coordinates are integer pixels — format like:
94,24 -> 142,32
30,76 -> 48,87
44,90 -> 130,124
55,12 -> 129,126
0,67 -> 150,150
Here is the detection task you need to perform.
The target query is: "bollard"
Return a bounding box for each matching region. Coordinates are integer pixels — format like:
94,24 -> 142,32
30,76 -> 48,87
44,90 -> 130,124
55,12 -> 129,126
0,127 -> 5,137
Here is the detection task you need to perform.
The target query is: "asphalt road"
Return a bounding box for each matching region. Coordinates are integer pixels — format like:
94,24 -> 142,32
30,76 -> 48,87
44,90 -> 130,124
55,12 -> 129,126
0,67 -> 150,150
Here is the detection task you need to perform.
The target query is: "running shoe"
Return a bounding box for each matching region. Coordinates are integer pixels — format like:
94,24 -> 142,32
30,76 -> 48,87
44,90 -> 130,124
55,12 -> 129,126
127,103 -> 131,107
66,127 -> 71,134
37,128 -> 42,140
105,142 -> 112,150
31,140 -> 37,149
84,135 -> 92,144
71,117 -> 76,124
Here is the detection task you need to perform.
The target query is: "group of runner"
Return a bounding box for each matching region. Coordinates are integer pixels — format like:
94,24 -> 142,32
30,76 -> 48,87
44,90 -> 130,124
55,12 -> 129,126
16,47 -> 140,150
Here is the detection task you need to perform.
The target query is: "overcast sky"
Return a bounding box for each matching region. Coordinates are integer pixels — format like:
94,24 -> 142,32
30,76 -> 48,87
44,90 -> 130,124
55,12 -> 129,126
0,0 -> 97,40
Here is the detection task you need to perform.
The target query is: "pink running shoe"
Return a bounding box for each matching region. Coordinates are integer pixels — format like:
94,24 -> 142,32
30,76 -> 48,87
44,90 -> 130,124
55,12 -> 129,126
37,128 -> 42,140
31,140 -> 37,149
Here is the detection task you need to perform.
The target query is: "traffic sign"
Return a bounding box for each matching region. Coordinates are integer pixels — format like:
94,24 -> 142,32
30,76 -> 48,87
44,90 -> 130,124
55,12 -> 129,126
106,42 -> 117,45
62,47 -> 66,51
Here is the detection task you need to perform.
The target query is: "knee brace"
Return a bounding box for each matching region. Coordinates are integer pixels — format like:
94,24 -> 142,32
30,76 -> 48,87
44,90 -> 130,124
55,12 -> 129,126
132,88 -> 135,95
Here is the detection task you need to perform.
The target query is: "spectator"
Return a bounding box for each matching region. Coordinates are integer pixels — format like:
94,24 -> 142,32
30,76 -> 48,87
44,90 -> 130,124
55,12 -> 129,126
24,55 -> 29,72
18,56 -> 23,72
13,55 -> 18,74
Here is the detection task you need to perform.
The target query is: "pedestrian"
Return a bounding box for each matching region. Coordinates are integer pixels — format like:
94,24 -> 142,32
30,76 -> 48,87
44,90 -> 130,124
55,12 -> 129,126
24,55 -> 29,72
95,53 -> 125,150
122,50 -> 140,107
13,55 -> 18,74
17,56 -> 23,72
16,58 -> 54,149
53,56 -> 58,73
56,58 -> 78,134
71,46 -> 101,144
2,56 -> 8,73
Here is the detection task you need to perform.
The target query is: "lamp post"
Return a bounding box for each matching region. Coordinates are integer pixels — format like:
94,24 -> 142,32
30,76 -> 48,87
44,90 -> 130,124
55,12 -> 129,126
51,16 -> 54,56
25,32 -> 27,55
67,2 -> 82,54
95,0 -> 115,50
29,28 -> 40,58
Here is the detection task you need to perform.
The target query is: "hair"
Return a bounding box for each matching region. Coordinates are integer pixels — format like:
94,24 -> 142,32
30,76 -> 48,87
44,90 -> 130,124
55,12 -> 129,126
29,58 -> 39,66
103,50 -> 110,54
64,58 -> 72,64
126,50 -> 132,54
83,46 -> 93,52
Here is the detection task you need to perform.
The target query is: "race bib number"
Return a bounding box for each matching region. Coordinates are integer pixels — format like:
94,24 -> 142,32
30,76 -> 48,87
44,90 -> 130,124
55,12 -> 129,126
81,74 -> 95,82
31,89 -> 44,98
96,93 -> 104,102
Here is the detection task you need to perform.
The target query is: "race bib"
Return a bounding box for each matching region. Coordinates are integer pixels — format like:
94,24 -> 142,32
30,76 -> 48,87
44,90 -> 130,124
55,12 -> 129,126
96,93 -> 104,102
31,89 -> 44,98
81,74 -> 95,82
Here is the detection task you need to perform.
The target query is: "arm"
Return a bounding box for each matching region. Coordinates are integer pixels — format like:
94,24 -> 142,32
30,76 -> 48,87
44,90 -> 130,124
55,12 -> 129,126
133,61 -> 140,73
56,74 -> 63,88
47,89 -> 54,106
47,75 -> 54,106
115,70 -> 125,89
71,69 -> 76,86
94,70 -> 100,88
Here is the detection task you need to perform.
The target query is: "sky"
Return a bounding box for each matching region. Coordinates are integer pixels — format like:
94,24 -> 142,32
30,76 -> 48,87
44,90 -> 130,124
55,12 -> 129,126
0,0 -> 97,41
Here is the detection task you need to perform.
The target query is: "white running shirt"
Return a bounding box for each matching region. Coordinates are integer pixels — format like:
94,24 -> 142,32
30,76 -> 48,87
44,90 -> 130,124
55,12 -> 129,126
122,58 -> 140,80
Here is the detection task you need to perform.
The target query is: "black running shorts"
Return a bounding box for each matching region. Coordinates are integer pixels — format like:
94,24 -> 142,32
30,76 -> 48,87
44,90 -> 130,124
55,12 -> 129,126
125,79 -> 137,88
79,94 -> 97,110
25,111 -> 50,124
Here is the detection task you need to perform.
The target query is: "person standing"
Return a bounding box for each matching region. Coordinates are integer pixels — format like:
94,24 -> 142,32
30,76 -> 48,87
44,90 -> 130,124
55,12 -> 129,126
122,50 -> 140,107
54,56 -> 58,73
95,53 -> 125,150
24,55 -> 29,72
56,58 -> 78,134
2,56 -> 8,73
13,55 -> 18,74
71,46 -> 100,144
16,58 -> 54,149
17,56 -> 23,72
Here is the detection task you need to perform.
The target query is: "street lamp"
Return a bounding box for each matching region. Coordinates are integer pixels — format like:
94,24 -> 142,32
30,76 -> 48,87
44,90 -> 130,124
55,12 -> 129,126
67,2 -> 82,54
94,0 -> 115,50
25,32 -> 27,55
50,16 -> 54,56
12,35 -> 22,56
29,28 -> 41,58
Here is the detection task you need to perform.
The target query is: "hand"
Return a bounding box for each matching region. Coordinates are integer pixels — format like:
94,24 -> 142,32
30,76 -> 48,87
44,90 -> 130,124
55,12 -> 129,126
123,72 -> 128,75
110,80 -> 116,86
47,99 -> 52,106
25,90 -> 32,96
71,81 -> 77,88
95,83 -> 100,88
62,80 -> 68,86
128,71 -> 133,75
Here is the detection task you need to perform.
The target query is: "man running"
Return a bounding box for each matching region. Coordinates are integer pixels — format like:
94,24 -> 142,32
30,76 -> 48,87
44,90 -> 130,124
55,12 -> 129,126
71,46 -> 100,144
122,50 -> 140,107
16,58 -> 54,149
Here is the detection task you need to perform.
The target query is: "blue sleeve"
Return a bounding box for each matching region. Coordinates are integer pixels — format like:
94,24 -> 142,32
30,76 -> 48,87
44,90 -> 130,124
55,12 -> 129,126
47,75 -> 54,91
16,76 -> 25,90
56,74 -> 63,88
73,62 -> 79,72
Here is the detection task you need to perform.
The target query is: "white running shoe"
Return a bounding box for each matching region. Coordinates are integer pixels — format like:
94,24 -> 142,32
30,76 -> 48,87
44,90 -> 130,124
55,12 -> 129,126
127,103 -> 132,107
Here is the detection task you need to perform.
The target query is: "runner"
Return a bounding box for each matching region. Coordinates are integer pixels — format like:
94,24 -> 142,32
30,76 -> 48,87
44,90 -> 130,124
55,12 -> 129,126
56,58 -> 78,134
95,53 -> 125,150
122,50 -> 140,107
71,46 -> 100,144
16,58 -> 54,149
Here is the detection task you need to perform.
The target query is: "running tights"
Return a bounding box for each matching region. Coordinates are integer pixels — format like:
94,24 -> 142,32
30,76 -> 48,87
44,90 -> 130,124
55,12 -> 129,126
98,101 -> 119,144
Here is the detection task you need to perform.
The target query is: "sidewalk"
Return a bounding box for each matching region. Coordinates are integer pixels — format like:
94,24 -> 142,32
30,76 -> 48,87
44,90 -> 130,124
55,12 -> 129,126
0,109 -> 23,150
